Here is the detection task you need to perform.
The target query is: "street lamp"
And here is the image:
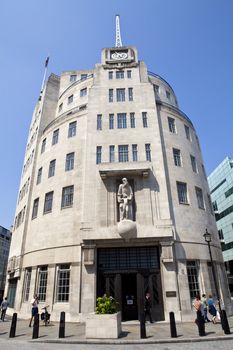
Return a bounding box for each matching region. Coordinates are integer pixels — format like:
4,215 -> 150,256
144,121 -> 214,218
203,229 -> 221,311
203,228 -> 230,334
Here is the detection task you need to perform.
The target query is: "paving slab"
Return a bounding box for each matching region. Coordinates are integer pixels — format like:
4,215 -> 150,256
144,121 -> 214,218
0,315 -> 233,344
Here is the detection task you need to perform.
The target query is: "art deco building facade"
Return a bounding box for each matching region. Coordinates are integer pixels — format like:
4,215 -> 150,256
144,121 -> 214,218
6,44 -> 232,321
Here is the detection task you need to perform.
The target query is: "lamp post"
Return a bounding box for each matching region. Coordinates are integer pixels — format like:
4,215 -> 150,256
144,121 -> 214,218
203,229 -> 221,311
203,229 -> 230,334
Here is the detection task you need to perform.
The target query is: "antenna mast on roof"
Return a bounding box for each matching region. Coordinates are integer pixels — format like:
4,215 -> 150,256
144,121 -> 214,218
115,15 -> 123,47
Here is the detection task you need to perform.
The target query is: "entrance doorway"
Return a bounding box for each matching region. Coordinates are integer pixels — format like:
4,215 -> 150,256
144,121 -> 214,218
121,274 -> 137,320
97,246 -> 164,321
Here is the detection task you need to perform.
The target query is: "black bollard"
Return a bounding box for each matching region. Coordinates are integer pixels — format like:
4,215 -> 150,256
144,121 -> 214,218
59,311 -> 65,338
220,310 -> 231,334
32,313 -> 39,339
9,313 -> 17,338
169,312 -> 177,338
196,310 -> 205,336
140,312 -> 146,339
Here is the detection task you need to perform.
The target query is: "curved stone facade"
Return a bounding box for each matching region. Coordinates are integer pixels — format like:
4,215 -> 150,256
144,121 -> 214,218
6,45 -> 232,322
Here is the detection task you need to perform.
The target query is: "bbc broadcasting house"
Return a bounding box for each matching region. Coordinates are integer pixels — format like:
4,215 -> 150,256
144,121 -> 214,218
6,30 -> 232,322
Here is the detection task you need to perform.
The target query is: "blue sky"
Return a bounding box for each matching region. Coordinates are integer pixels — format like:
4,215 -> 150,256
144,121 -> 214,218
0,0 -> 233,229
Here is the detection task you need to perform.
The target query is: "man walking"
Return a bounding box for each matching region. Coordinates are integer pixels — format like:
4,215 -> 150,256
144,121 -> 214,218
1,297 -> 9,321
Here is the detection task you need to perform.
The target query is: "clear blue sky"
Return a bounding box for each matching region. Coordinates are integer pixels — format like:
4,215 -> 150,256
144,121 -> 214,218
0,0 -> 233,229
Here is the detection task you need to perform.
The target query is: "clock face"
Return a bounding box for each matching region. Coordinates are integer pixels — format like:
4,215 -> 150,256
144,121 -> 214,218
111,51 -> 128,60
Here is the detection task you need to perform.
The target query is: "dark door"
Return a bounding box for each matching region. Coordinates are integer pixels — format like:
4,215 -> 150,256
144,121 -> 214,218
122,273 -> 137,321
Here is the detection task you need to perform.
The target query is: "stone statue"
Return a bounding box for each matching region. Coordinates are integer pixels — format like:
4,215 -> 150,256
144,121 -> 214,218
117,178 -> 133,221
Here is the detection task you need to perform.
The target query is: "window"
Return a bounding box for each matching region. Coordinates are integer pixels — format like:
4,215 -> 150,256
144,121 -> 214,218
177,182 -> 188,204
65,152 -> 74,171
37,266 -> 48,302
166,90 -> 171,99
116,88 -> 125,102
23,268 -> 31,302
212,200 -> 218,212
80,88 -> 87,97
61,186 -> 74,208
37,167 -> 42,184
184,125 -> 191,141
118,145 -> 128,162
128,88 -> 133,101
168,117 -> 176,133
48,159 -> 56,177
132,144 -> 138,161
154,85 -> 159,93
68,121 -> 76,138
59,103 -> 63,112
52,129 -> 59,145
109,145 -> 115,163
32,198 -> 39,219
116,70 -> 124,79
190,155 -> 198,173
142,112 -> 148,128
202,164 -> 207,179
44,191 -> 53,213
96,146 -> 102,164
81,74 -> 87,80
68,94 -> 73,104
195,187 -> 205,209
145,144 -> 151,161
117,113 -> 127,128
207,194 -> 214,214
56,264 -> 70,302
218,229 -> 224,240
109,114 -> 114,129
70,75 -> 77,82
173,148 -> 182,166
187,261 -> 200,300
127,70 -> 132,79
41,138 -> 46,154
130,113 -> 135,128
225,186 -> 233,198
108,71 -> 113,80
109,89 -> 113,102
97,114 -> 102,130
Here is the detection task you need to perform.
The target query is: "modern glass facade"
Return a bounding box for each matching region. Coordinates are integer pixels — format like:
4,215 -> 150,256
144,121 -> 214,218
0,226 -> 11,296
208,157 -> 233,294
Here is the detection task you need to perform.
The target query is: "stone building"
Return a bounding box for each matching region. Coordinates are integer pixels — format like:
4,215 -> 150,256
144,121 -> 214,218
6,39 -> 232,321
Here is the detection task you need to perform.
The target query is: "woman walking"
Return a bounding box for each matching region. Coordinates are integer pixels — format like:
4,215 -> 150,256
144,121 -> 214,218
207,294 -> 217,324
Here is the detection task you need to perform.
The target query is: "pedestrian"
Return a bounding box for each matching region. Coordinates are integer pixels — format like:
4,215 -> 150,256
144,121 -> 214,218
144,292 -> 153,323
1,297 -> 9,321
207,294 -> 217,324
193,294 -> 205,335
201,294 -> 210,322
29,294 -> 39,327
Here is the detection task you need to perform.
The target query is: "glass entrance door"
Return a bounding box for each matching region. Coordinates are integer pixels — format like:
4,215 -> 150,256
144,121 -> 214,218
121,273 -> 137,321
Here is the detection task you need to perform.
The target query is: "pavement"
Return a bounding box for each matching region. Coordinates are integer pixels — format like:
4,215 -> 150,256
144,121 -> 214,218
0,315 -> 233,344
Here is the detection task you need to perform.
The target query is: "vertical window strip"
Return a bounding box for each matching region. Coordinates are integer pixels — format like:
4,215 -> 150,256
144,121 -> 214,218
132,144 -> 138,161
96,146 -> 102,164
109,145 -> 115,163
37,266 -> 48,302
109,114 -> 114,129
130,112 -> 135,128
145,143 -> 151,161
142,112 -> 148,128
177,182 -> 188,204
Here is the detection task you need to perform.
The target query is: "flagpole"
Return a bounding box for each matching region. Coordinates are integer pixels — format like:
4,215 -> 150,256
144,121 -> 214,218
40,56 -> 50,96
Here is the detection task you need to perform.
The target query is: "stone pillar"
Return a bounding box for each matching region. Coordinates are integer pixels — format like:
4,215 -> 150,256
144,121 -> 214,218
176,260 -> 193,321
81,243 -> 96,317
160,241 -> 181,321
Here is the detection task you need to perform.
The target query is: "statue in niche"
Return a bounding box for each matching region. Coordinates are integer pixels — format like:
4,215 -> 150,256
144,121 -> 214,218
117,178 -> 133,221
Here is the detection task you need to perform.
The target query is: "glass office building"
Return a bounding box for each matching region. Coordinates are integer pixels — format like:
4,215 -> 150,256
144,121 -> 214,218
208,157 -> 233,294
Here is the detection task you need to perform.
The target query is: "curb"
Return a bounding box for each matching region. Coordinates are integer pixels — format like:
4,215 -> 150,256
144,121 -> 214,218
28,334 -> 233,345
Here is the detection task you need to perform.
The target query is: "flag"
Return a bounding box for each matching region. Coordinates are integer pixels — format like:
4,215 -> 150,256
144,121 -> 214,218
45,56 -> 49,67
